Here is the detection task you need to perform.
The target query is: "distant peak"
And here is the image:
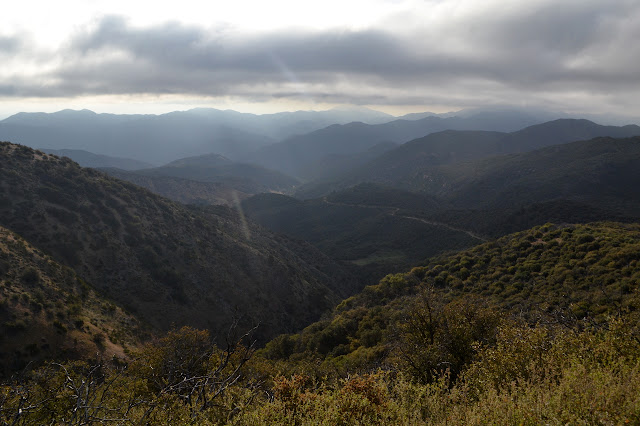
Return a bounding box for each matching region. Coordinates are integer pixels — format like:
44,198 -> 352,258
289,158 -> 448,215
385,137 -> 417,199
162,152 -> 232,168
55,109 -> 97,115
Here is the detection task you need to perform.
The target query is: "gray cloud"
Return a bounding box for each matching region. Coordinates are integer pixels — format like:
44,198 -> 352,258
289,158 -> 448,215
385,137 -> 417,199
0,35 -> 21,54
62,16 -> 414,79
2,0 -> 640,116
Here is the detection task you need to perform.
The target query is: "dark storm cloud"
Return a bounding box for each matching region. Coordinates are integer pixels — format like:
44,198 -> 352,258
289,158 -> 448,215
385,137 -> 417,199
2,0 -> 639,109
55,15 -> 418,88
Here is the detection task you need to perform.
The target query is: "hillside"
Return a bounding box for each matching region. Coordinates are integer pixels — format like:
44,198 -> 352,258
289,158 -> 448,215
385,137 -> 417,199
0,142 -> 359,342
433,136 -> 640,211
297,119 -> 640,196
408,136 -> 640,238
428,199 -> 633,240
100,168 -> 250,206
0,225 -> 147,376
130,152 -> 300,195
325,182 -> 442,211
263,222 -> 640,370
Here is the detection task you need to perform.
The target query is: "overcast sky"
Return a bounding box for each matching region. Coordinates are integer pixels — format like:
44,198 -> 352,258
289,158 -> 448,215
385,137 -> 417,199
1,0 -> 639,119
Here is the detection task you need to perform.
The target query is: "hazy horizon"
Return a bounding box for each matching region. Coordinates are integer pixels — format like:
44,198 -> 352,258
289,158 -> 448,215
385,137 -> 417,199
0,104 -> 440,121
2,104 -> 639,129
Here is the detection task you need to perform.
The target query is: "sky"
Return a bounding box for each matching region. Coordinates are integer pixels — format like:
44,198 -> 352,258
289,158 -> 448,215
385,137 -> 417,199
1,0 -> 639,119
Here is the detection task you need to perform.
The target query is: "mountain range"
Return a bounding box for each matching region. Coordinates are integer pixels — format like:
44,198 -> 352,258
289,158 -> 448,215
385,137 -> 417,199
0,107 -> 399,165
240,123 -> 640,282
295,119 -> 640,197
246,111 -> 562,179
0,106 -> 570,169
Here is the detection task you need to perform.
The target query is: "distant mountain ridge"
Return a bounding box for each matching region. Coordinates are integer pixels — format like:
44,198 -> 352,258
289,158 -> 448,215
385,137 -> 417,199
0,107 -> 398,165
296,119 -> 640,196
0,110 -> 275,164
248,111 -> 555,178
0,106 -> 576,171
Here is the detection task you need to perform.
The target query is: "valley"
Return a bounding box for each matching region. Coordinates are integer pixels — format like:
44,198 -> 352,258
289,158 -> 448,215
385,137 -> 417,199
320,194 -> 488,242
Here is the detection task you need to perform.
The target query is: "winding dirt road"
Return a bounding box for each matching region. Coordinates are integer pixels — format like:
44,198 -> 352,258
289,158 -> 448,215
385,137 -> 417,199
321,197 -> 487,242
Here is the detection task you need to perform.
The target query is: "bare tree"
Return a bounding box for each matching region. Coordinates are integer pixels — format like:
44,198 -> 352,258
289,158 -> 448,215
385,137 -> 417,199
0,322 -> 259,425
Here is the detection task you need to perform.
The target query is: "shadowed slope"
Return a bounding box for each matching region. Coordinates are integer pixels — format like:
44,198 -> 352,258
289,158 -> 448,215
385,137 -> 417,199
0,142 -> 359,342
